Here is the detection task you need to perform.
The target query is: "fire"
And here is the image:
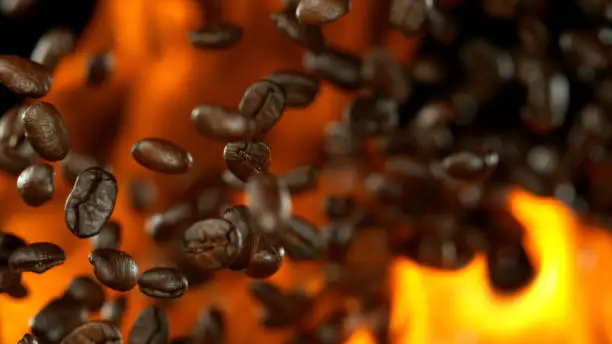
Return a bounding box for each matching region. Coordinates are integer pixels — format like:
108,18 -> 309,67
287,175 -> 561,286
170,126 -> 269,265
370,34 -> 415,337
0,0 -> 611,343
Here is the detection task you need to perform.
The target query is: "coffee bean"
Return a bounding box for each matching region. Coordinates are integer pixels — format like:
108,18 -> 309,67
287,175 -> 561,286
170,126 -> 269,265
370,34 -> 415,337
181,218 -> 239,270
0,232 -> 26,263
17,164 -> 55,207
389,0 -> 430,34
323,222 -> 356,262
223,141 -> 271,182
248,281 -> 304,327
279,216 -> 325,261
127,177 -> 156,211
61,322 -> 122,344
278,165 -> 318,193
323,196 -> 355,220
270,11 -> 326,52
344,96 -> 399,137
18,333 -> 39,344
63,275 -> 105,312
101,295 -> 127,326
138,267 -> 188,299
222,205 -> 257,271
265,71 -> 320,108
31,28 -> 75,71
65,167 -> 118,238
323,122 -> 360,157
193,306 -> 224,344
239,80 -> 286,135
91,221 -> 121,250
362,48 -> 410,103
412,100 -> 458,130
296,0 -> 351,25
128,306 -> 169,344
0,106 -> 37,174
0,55 -> 51,98
245,238 -> 284,279
246,173 -> 292,235
59,152 -> 100,184
518,16 -> 548,57
189,22 -> 243,49
8,242 -> 65,274
146,202 -> 193,242
560,30 -> 610,78
303,48 -> 362,90
8,282 -> 28,299
88,248 -> 139,292
221,169 -> 246,189
409,54 -> 447,84
0,0 -> 37,16
0,105 -> 26,147
132,138 -> 193,174
31,297 -> 88,344
21,101 -> 70,161
191,105 -> 255,142
0,266 -> 21,293
86,52 -> 114,86
438,151 -> 499,183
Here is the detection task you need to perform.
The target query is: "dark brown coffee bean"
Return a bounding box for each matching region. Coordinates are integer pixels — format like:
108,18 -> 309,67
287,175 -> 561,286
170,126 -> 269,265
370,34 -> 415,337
8,282 -> 28,299
0,106 -> 37,175
270,11 -> 326,52
362,48 -> 410,103
61,322 -> 122,344
245,238 -> 284,279
0,232 -> 26,264
409,54 -> 447,84
8,242 -> 65,274
560,30 -> 610,78
21,101 -> 70,161
31,28 -> 75,71
128,306 -> 169,344
18,333 -> 39,344
265,71 -> 320,108
181,218 -> 239,270
412,100 -> 458,130
278,165 -> 318,193
31,297 -> 88,344
323,196 -> 355,220
221,169 -> 246,189
91,221 -> 121,250
323,122 -> 360,157
0,266 -> 21,294
86,52 -> 114,86
223,141 -> 271,182
145,202 -> 193,242
389,0 -> 430,34
189,22 -> 243,49
296,0 -> 351,25
239,80 -> 286,135
17,163 -> 55,207
0,0 -> 37,16
138,267 -> 188,299
128,177 -> 157,211
438,151 -> 499,183
59,152 -> 100,184
303,48 -> 362,90
193,306 -> 224,344
191,105 -> 255,142
65,167 -> 118,238
280,216 -> 324,261
518,16 -> 548,56
101,295 -> 127,326
246,173 -> 292,235
132,138 -> 193,174
344,96 -> 399,137
88,248 -> 139,292
222,205 -> 257,271
0,55 -> 51,98
63,275 -> 106,311
249,282 -> 310,327
323,222 -> 356,262
0,105 -> 25,146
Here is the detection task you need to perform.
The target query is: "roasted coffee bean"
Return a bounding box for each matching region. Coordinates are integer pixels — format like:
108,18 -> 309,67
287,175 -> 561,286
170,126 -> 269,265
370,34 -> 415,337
271,11 -> 326,52
323,122 -> 360,157
132,138 -> 193,174
8,282 -> 28,299
137,267 -> 188,299
278,165 -> 318,193
17,164 -> 55,207
222,205 -> 257,271
181,218 -> 239,270
129,177 -> 157,211
487,242 -> 534,293
193,306 -> 224,344
438,151 -> 499,183
280,216 -> 325,261
0,55 -> 51,97
245,238 -> 284,279
428,7 -> 459,45
412,100 -> 458,130
169,337 -> 194,344
389,0 -> 430,34
0,144 -> 37,176
31,297 -> 88,344
91,221 -> 121,250
296,0 -> 351,25
86,52 -> 114,86
0,105 -> 26,146
63,275 -> 106,311
128,306 -> 169,344
323,196 -> 355,220
8,242 -> 65,274
221,169 -> 246,189
362,47 -> 410,103
239,80 -> 286,135
0,107 -> 37,174
189,22 -> 243,49
223,141 -> 271,182
21,101 -> 70,161
0,0 -> 37,16
265,71 -> 320,108
303,48 -> 362,90
18,333 -> 39,344
88,248 -> 139,292
65,167 -> 118,238
249,281 -> 309,327
101,295 -> 127,325
0,266 -> 21,293
246,173 -> 292,235
0,232 -> 26,263
560,30 -> 610,78
31,28 -> 75,71
518,16 -> 548,56
409,54 -> 447,84
61,322 -> 122,344
59,152 -> 100,184
344,96 -> 399,137
146,202 -> 193,242
323,222 -> 357,262
191,105 -> 255,142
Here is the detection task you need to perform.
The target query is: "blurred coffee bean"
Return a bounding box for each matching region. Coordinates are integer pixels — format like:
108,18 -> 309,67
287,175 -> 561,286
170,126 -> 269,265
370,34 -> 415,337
221,169 -> 245,189
362,47 -> 410,103
59,152 -> 100,185
174,260 -> 213,287
60,322 -> 122,344
8,282 -> 28,299
249,281 -> 310,327
323,122 -> 360,157
0,266 -> 21,293
239,80 -> 286,135
8,242 -> 65,274
428,10 -> 459,46
279,216 -> 325,261
487,242 -> 534,293
0,55 -> 51,98
323,221 -> 357,262
63,275 -> 105,312
0,105 -> 25,146
278,165 -> 318,193
296,0 -> 351,25
0,141 -> 37,176
389,0 -> 430,34
344,96 -> 399,137
412,100 -> 458,130
246,173 -> 292,235
460,40 -> 511,103
129,177 -> 157,211
17,164 -> 55,207
223,141 -> 271,183
138,267 -> 189,299
291,309 -> 348,344
222,205 -> 257,271
192,105 -> 256,142
0,232 -> 26,264
189,22 -> 243,49
193,306 -> 224,344
245,238 -> 284,279
482,0 -> 519,19
409,54 -> 447,84
128,306 -> 169,344
271,11 -> 326,52
31,28 -> 75,71
101,296 -> 127,326
518,16 -> 548,56
18,333 -> 39,344
265,71 -> 320,108
21,102 -> 70,161
323,195 -> 355,220
0,0 -> 37,16
438,151 -> 499,183
146,202 -> 193,242
86,52 -> 114,86
30,297 -> 88,344
65,167 -> 118,238
90,221 -> 121,250
132,138 -> 193,174
181,218 -> 240,270
559,30 -> 610,80
303,48 -> 363,90
88,248 -> 139,292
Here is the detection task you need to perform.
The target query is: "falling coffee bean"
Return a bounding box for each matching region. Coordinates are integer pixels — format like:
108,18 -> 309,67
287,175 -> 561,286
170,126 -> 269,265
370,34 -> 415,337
65,167 -> 118,238
17,163 -> 55,207
279,165 -> 318,193
61,322 -> 122,344
303,48 -> 363,90
8,242 -> 65,274
129,177 -> 157,211
193,306 -> 225,344
88,248 -> 139,292
239,80 -> 286,135
0,266 -> 20,293
296,0 -> 351,25
389,0 -> 430,34
91,221 -> 121,250
245,238 -> 284,279
344,96 -> 400,137
31,28 -> 75,71
222,205 -> 257,271
191,105 -> 255,142
362,47 -> 411,103
246,173 -> 292,235
63,275 -> 106,311
279,216 -> 325,261
265,71 -> 320,108
59,152 -> 100,184
101,295 -> 127,325
128,306 -> 169,344
0,55 -> 51,98
223,141 -> 271,182
189,22 -> 243,49
137,267 -> 189,299
18,333 -> 39,344
181,218 -> 239,270
21,101 -> 70,161
132,138 -> 193,174
86,52 -> 114,86
270,10 -> 326,52
30,297 -> 88,344
438,151 -> 499,183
